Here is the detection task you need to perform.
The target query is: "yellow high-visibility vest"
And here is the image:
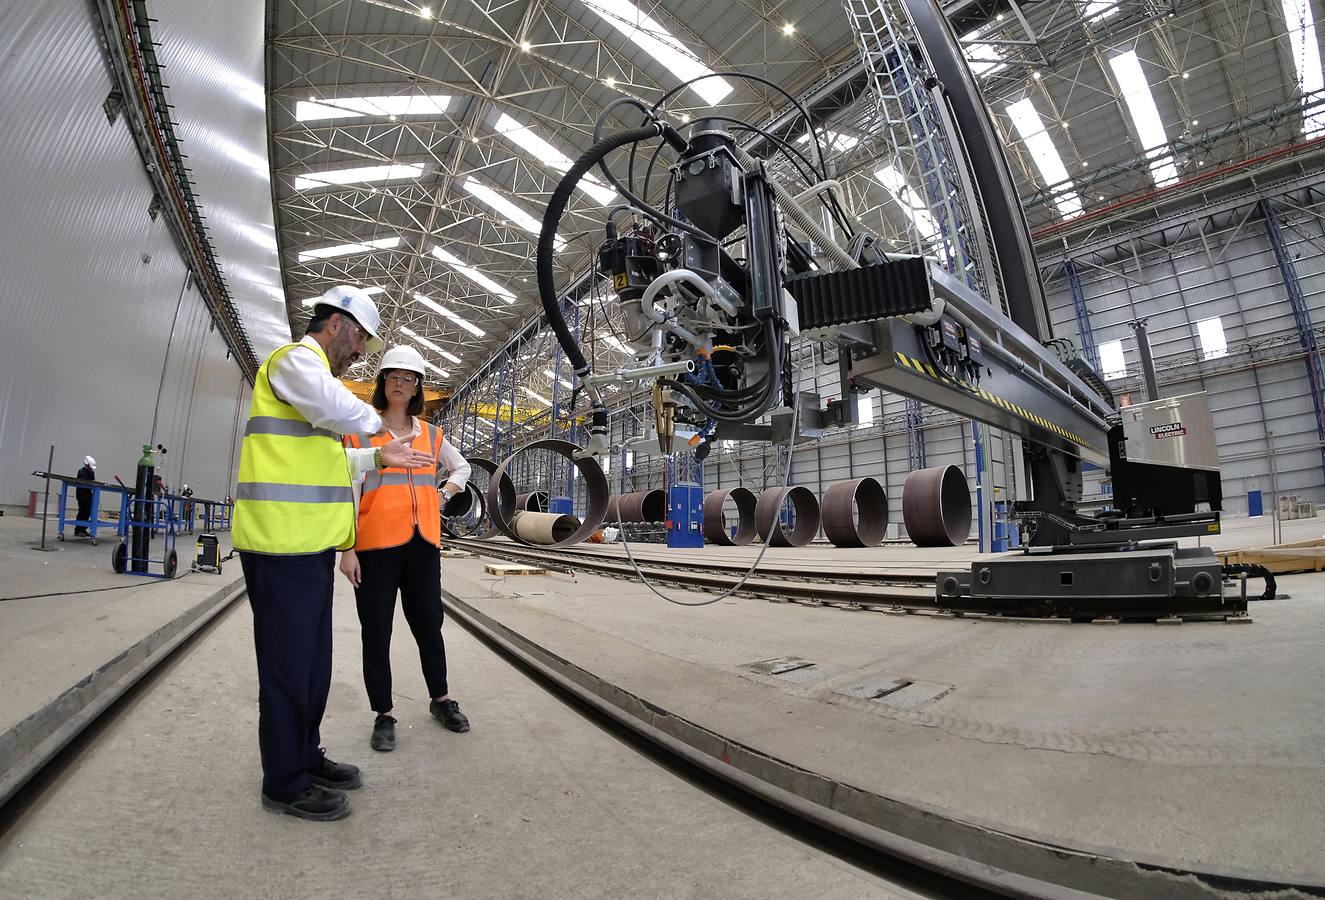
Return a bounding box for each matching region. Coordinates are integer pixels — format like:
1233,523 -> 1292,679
232,341 -> 355,554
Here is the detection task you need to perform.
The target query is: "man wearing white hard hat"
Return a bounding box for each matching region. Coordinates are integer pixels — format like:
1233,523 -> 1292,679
233,285 -> 434,823
74,456 -> 96,537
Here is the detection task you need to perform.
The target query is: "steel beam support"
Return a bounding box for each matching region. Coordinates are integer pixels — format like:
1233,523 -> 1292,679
1063,261 -> 1100,372
1261,198 -> 1325,480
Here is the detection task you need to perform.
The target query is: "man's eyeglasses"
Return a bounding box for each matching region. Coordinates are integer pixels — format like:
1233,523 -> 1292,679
386,372 -> 419,386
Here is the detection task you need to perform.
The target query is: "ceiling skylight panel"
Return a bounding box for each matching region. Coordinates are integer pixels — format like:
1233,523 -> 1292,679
1108,51 -> 1180,187
492,113 -> 618,205
578,0 -> 733,105
873,165 -> 940,241
461,177 -> 566,250
399,326 -> 462,363
796,130 -> 860,154
543,369 -> 575,389
522,387 -> 552,406
294,94 -> 451,122
598,333 -> 630,352
421,360 -> 450,379
295,163 -> 425,190
1082,0 -> 1120,22
412,293 -> 486,337
297,237 -> 401,261
962,29 -> 1007,77
431,246 -> 517,303
1006,99 -> 1083,219
1281,0 -> 1325,137
300,286 -> 386,307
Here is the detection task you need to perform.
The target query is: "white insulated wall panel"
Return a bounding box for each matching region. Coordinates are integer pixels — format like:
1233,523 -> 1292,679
0,0 -> 248,505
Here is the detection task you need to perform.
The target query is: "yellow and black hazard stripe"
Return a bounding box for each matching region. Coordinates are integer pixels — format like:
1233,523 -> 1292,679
893,351 -> 1092,447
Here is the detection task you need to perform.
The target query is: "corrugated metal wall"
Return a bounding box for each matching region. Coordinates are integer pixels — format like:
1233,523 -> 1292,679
1044,194 -> 1325,513
0,0 -> 251,505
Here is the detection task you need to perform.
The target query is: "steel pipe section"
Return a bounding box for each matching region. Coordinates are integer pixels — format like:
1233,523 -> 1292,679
463,457 -> 506,539
441,482 -> 487,538
606,489 -> 666,523
514,491 -> 549,513
821,478 -> 889,548
486,440 -> 608,548
902,466 -> 972,547
702,487 -> 758,545
513,511 -> 582,545
754,486 -> 821,547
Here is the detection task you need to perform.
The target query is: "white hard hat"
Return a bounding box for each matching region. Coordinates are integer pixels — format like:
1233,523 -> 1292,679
378,344 -> 427,379
84,455 -> 96,468
316,285 -> 385,354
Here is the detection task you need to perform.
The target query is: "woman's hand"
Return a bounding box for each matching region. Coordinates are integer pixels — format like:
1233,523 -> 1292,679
339,549 -> 362,587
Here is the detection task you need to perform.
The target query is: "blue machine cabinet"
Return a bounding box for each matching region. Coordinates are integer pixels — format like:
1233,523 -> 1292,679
666,481 -> 704,548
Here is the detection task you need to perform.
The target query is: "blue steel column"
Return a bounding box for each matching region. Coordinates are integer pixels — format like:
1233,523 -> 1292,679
1262,199 -> 1325,479
904,399 -> 926,471
1064,261 -> 1101,372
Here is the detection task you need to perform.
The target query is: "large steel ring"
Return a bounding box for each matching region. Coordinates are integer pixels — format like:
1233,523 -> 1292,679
821,477 -> 889,548
607,489 -> 666,523
486,440 -> 608,548
702,487 -> 757,545
902,465 -> 971,547
464,457 -> 506,539
514,491 -> 549,513
441,482 -> 486,538
754,486 -> 820,547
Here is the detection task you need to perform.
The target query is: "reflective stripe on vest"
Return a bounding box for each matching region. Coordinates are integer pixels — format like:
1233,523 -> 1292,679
232,341 -> 356,554
351,419 -> 444,551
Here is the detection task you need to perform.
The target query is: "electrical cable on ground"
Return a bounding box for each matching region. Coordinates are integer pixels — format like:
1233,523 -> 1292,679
609,336 -> 805,607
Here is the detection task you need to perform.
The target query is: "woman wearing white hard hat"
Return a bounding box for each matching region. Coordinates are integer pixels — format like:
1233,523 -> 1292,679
341,344 -> 472,751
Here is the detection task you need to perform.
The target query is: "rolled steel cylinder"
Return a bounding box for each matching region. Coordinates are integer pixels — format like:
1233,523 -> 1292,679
754,486 -> 821,547
702,487 -> 757,546
486,439 -> 608,548
514,491 -> 549,513
513,511 -> 582,545
902,465 -> 972,547
821,477 -> 889,548
606,489 -> 667,523
464,457 -> 505,539
441,481 -> 477,518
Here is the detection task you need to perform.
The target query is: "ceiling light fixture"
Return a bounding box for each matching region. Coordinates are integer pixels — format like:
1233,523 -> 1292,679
297,236 -> 401,262
579,0 -> 733,105
431,245 -> 517,303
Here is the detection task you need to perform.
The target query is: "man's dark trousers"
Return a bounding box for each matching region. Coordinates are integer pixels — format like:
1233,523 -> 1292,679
239,549 -> 336,800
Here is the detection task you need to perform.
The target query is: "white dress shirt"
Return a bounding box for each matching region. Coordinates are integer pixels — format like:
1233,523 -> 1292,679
269,336 -> 382,474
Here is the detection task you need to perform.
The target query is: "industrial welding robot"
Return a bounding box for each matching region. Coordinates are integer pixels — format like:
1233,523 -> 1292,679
528,7 -> 1252,618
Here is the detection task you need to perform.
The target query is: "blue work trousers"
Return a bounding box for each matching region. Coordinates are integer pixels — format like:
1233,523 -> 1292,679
240,549 -> 335,800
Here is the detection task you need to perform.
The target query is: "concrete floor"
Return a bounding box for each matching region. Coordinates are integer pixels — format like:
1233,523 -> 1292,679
0,579 -> 909,900
0,513 -> 241,738
439,551 -> 1325,882
2,506 -> 1323,894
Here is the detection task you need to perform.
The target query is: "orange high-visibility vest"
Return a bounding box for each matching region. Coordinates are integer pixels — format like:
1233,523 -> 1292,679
345,421 -> 444,551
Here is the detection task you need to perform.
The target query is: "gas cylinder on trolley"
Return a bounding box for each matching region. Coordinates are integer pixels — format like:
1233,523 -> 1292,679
131,443 -> 154,573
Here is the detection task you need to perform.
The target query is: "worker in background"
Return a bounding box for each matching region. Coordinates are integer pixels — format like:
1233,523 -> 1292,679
74,456 -> 95,537
233,285 -> 435,823
180,484 -> 194,534
340,345 -> 471,752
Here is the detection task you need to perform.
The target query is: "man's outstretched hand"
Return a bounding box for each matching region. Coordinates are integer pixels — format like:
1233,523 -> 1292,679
380,434 -> 434,469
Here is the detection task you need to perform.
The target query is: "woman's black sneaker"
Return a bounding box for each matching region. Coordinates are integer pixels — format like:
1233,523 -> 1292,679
371,713 -> 397,752
430,699 -> 470,733
261,785 -> 350,821
308,750 -> 362,789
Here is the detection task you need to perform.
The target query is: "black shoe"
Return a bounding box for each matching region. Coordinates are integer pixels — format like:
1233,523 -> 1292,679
261,784 -> 350,821
371,714 -> 396,752
308,750 -> 362,790
430,699 -> 470,733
